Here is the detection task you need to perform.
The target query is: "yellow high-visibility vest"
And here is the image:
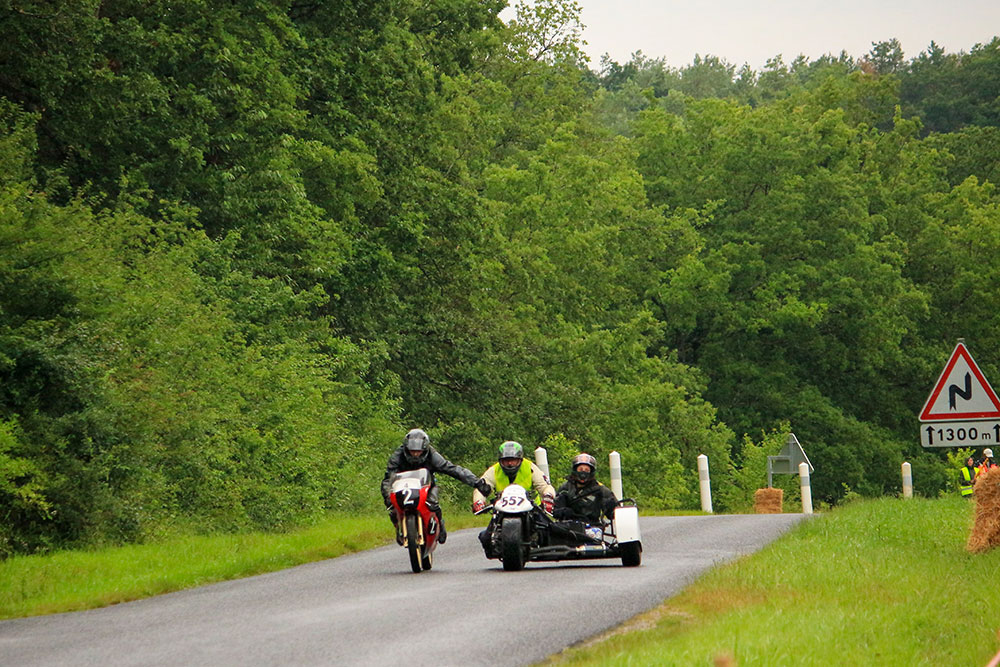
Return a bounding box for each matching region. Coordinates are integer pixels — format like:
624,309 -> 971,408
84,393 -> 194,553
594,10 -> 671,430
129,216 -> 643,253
960,466 -> 977,496
491,461 -> 537,501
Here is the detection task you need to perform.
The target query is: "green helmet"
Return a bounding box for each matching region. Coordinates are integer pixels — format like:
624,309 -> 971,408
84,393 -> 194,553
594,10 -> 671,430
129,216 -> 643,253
498,441 -> 524,475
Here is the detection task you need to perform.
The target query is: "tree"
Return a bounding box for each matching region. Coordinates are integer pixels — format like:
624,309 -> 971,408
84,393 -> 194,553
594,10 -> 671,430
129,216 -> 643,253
633,92 -> 929,502
864,39 -> 905,75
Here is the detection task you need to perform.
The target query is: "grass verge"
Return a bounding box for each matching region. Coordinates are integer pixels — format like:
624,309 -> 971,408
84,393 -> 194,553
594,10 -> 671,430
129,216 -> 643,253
0,509 -> 487,620
543,496 -> 1000,666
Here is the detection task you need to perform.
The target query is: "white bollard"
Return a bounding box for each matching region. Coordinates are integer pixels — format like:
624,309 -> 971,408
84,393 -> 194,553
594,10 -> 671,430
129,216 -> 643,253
901,462 -> 913,498
799,461 -> 813,515
698,454 -> 712,513
609,451 -> 623,500
534,446 -> 549,481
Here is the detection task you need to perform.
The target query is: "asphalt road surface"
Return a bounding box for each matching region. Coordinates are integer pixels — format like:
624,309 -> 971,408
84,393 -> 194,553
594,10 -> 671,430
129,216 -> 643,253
0,514 -> 809,666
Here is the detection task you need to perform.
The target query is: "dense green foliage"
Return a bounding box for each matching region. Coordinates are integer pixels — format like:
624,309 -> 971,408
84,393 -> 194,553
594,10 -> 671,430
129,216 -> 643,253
2,0 -> 999,554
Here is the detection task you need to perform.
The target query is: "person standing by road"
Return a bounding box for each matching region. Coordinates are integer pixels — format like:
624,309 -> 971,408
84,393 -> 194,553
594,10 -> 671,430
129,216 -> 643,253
959,455 -> 978,498
978,448 -> 997,476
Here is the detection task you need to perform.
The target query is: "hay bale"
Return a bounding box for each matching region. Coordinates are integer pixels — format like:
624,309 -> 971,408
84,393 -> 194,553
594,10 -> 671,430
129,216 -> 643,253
754,487 -> 783,514
967,467 -> 1000,553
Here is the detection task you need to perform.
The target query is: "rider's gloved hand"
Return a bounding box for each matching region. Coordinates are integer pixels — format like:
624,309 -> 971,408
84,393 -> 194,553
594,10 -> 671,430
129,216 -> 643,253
542,494 -> 554,514
475,478 -> 492,497
472,499 -> 486,513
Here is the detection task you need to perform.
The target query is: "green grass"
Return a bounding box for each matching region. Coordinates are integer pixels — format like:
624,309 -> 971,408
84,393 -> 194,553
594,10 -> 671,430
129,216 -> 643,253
544,496 -> 1000,666
0,509 -> 487,620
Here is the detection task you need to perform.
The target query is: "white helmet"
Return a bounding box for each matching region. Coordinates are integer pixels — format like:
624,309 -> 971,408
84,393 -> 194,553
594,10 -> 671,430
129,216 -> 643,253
985,448 -> 994,458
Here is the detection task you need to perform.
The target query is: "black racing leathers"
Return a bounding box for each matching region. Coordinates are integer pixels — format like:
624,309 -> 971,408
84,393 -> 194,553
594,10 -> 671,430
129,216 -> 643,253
552,478 -> 618,524
381,445 -> 480,509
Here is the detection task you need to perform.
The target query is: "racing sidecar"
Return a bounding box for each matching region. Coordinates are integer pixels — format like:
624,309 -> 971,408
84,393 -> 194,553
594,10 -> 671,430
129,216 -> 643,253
478,484 -> 642,570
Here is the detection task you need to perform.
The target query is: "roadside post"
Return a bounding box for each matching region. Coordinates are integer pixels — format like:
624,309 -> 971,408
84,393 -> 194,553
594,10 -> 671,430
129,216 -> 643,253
799,462 -> 813,514
534,446 -> 549,481
901,462 -> 913,498
609,451 -> 623,500
698,454 -> 712,513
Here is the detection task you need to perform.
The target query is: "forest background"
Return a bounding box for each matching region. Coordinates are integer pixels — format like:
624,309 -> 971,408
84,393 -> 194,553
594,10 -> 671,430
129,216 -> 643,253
2,0 -> 999,556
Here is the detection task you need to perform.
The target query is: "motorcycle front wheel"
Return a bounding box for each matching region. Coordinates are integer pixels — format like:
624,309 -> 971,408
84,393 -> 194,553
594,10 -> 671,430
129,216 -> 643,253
500,516 -> 526,571
406,514 -> 422,573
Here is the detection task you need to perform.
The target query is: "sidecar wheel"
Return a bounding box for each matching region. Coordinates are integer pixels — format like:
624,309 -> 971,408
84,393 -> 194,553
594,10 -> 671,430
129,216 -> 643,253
620,541 -> 642,567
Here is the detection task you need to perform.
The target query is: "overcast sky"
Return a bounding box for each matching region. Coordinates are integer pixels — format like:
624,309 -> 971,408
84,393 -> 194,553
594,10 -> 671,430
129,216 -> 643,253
510,1 -> 1000,70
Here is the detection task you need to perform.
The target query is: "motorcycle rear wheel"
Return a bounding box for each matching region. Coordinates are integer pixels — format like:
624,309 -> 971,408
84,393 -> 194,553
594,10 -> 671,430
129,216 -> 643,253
501,516 -> 526,571
406,514 -> 422,573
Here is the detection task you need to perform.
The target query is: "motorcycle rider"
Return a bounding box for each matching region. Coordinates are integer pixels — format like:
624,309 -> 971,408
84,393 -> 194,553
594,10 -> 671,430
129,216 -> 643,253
553,453 -> 618,525
382,428 -> 490,544
473,440 -> 555,557
472,440 -> 555,512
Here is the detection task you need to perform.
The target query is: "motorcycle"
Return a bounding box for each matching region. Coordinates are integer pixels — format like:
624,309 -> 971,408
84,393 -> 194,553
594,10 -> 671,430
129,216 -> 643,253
387,468 -> 440,573
475,484 -> 642,571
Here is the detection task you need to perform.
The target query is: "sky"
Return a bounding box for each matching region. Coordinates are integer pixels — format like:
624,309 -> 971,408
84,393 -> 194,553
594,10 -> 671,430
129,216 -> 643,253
507,1 -> 1000,71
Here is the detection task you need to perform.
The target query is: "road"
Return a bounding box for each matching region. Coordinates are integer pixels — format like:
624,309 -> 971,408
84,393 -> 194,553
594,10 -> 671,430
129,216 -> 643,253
0,514 -> 809,666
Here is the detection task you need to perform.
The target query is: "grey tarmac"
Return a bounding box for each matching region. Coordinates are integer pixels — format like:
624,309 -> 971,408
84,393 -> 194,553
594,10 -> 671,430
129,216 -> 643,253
0,514 -> 809,666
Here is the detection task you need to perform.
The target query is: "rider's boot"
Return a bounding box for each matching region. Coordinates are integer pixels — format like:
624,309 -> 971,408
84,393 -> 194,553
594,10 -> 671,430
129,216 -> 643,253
388,507 -> 402,545
436,509 -> 447,544
478,528 -> 495,557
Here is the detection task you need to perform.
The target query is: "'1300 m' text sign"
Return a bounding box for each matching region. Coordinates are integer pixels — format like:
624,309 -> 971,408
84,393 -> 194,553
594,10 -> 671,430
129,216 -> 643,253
921,420 -> 1000,448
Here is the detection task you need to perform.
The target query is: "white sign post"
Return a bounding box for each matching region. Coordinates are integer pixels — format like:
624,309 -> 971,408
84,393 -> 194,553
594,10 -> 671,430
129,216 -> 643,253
919,341 -> 1000,448
609,451 -> 623,500
534,446 -> 549,481
799,462 -> 813,514
901,462 -> 913,498
697,454 -> 712,514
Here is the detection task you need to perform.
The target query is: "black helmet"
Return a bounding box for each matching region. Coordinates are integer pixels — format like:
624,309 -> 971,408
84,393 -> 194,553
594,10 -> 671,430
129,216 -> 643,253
498,441 -> 524,476
571,453 -> 597,484
403,428 -> 430,464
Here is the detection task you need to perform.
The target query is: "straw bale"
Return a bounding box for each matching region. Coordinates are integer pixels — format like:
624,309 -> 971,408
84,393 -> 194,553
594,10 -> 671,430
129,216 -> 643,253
967,467 -> 1000,553
754,487 -> 783,514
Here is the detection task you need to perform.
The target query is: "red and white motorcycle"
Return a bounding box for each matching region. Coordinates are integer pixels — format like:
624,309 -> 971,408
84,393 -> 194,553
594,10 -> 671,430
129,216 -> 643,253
387,468 -> 440,573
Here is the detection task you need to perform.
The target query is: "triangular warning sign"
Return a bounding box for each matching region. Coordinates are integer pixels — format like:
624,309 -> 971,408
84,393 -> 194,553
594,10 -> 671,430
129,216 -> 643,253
919,342 -> 1000,421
